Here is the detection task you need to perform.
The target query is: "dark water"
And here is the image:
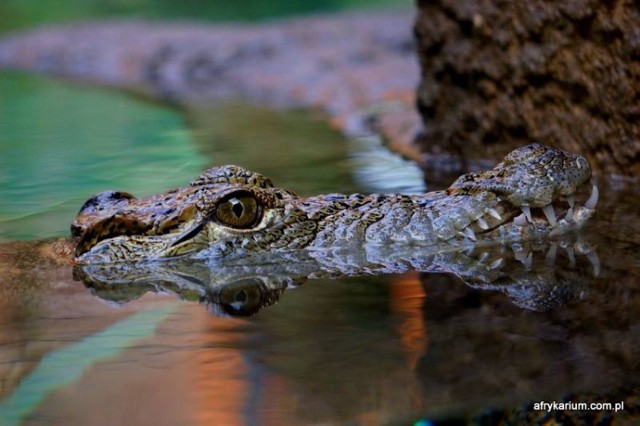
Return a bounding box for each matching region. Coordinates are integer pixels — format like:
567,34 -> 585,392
1,72 -> 640,426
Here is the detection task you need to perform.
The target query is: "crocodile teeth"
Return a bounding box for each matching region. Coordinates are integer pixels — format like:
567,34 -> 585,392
515,251 -> 533,269
463,227 -> 477,241
545,243 -> 558,266
487,208 -> 502,220
565,246 -> 576,267
585,184 -> 599,209
564,195 -> 576,220
514,213 -> 528,227
489,258 -> 504,269
458,227 -> 477,241
476,217 -> 489,230
542,204 -> 557,227
587,251 -> 601,277
521,206 -> 532,223
565,207 -> 574,221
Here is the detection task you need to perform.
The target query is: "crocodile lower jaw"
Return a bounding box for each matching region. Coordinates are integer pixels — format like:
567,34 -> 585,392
460,182 -> 598,244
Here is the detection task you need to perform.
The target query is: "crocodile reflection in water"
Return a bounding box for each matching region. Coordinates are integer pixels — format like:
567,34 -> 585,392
75,236 -> 599,316
71,144 -> 598,264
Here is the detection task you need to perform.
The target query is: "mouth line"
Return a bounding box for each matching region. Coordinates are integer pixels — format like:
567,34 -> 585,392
169,221 -> 207,248
462,182 -> 599,241
515,182 -> 598,227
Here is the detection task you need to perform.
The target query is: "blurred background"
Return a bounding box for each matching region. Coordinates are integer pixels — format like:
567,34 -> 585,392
0,0 -> 407,32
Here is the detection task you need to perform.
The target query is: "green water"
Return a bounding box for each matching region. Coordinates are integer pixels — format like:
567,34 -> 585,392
0,72 -> 204,241
0,0 -> 409,32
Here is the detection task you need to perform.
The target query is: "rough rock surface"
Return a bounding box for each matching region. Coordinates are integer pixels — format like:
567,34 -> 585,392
415,0 -> 640,178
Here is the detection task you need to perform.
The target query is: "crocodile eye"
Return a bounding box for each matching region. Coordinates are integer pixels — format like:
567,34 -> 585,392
215,191 -> 262,228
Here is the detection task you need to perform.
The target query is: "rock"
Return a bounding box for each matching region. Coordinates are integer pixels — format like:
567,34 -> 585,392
414,0 -> 640,179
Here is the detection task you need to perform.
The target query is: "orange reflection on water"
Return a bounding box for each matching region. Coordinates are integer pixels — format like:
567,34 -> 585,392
0,271 -> 433,424
388,271 -> 428,370
193,308 -> 250,426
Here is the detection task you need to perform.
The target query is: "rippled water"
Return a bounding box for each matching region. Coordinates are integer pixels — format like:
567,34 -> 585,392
1,72 -> 640,425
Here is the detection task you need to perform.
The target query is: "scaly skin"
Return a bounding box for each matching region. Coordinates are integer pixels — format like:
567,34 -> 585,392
71,144 -> 596,264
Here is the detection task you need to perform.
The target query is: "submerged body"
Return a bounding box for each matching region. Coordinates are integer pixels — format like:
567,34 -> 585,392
70,144 -> 597,264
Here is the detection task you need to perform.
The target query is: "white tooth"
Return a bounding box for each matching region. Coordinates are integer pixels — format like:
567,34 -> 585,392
567,196 -> 575,209
489,258 -> 504,269
514,248 -> 532,268
565,246 -> 576,267
586,251 -> 601,277
565,208 -> 574,221
542,204 -> 557,226
477,217 -> 489,230
463,227 -> 477,241
514,213 -> 528,226
545,243 -> 558,266
521,206 -> 532,222
584,184 -> 599,209
488,208 -> 502,220
478,251 -> 490,263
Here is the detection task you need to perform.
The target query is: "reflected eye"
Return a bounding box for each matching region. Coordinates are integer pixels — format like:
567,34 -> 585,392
215,192 -> 262,228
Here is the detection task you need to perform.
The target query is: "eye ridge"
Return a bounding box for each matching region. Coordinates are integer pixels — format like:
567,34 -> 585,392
214,191 -> 262,228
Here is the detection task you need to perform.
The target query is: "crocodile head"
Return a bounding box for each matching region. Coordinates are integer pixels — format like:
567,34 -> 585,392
447,143 -> 597,234
71,144 -> 597,264
71,165 -> 301,262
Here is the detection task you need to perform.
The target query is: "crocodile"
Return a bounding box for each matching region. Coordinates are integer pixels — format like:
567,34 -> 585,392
66,143 -> 597,264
